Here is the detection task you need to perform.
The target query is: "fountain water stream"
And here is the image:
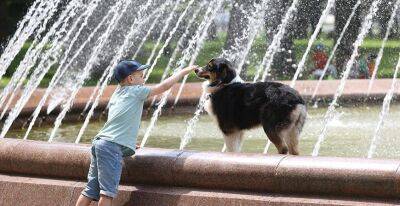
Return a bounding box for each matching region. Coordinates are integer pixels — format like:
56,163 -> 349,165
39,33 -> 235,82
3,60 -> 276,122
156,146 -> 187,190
0,0 -> 92,120
311,0 -> 362,99
140,0 -> 224,147
367,52 -> 400,158
290,0 -> 335,88
179,0 -> 268,149
48,0 -> 134,142
367,0 -> 400,94
75,0 -> 159,143
253,0 -> 299,82
143,0 -> 197,83
148,2 -> 205,108
0,0 -> 65,113
0,0 -> 50,81
312,0 -> 383,156
132,10 -> 166,60
173,0 -> 267,108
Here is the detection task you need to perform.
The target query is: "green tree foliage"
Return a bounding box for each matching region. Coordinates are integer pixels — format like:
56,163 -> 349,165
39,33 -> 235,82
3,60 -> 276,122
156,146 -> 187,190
0,0 -> 35,51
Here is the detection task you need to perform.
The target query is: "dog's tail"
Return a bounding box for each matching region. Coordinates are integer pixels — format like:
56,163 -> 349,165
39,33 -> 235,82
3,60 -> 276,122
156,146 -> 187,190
293,104 -> 307,134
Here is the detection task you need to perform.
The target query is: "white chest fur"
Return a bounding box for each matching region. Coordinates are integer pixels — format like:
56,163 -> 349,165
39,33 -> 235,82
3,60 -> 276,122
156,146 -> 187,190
204,98 -> 214,115
202,76 -> 243,119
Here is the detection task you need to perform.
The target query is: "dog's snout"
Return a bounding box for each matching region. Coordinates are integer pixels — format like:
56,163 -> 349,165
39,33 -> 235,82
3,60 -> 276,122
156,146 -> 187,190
194,68 -> 199,74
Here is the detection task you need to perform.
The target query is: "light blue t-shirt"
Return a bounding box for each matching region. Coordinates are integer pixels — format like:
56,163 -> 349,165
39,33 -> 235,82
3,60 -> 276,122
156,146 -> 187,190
95,85 -> 151,156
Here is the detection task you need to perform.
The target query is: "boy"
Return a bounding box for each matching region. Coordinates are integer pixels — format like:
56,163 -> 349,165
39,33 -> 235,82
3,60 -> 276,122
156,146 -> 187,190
75,60 -> 197,206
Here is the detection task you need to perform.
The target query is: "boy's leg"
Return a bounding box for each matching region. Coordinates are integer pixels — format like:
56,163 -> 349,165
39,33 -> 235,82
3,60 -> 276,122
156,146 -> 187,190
75,194 -> 92,206
95,139 -> 123,203
78,145 -> 101,204
98,195 -> 113,206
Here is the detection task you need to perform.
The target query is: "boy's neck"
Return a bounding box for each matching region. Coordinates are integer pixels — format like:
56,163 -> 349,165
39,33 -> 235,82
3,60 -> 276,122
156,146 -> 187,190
119,83 -> 142,87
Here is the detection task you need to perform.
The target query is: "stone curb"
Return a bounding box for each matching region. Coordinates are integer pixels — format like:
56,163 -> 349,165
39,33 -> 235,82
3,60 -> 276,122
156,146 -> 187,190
0,138 -> 399,199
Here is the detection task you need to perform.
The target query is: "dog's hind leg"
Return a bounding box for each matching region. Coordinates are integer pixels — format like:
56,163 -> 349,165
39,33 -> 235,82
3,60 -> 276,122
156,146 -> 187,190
281,124 -> 299,155
289,104 -> 307,155
263,127 -> 288,154
285,104 -> 307,155
223,131 -> 244,152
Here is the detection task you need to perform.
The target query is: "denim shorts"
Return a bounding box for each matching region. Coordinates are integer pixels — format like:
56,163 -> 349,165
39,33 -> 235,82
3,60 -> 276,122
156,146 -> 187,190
82,138 -> 123,200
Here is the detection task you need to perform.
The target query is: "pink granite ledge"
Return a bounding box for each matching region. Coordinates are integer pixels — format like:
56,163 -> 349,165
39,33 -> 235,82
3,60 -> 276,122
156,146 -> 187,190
0,138 -> 399,200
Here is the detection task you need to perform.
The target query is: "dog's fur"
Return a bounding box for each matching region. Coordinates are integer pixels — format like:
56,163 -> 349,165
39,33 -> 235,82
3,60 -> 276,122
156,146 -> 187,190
195,58 -> 307,155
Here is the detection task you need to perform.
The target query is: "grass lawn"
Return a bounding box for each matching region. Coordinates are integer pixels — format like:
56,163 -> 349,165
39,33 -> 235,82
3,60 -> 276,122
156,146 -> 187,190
2,33 -> 399,88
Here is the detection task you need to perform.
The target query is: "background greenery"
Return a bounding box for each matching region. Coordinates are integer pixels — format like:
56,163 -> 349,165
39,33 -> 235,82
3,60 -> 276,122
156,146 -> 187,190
1,0 -> 399,88
2,33 -> 399,88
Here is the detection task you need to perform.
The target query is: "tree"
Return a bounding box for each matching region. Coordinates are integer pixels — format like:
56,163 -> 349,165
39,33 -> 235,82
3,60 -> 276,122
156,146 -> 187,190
292,0 -> 325,39
334,0 -> 362,73
264,0 -> 297,80
375,0 -> 397,38
0,0 -> 35,53
224,0 -> 258,69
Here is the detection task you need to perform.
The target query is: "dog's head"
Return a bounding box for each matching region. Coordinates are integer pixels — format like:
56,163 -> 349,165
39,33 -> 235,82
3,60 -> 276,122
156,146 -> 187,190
195,58 -> 236,87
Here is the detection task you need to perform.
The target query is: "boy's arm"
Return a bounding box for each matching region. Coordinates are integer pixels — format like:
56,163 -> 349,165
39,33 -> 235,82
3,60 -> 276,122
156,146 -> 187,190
148,65 -> 197,98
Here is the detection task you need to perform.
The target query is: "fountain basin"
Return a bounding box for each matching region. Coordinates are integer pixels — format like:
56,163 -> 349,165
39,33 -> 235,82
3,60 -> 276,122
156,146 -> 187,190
0,138 -> 399,205
2,79 -> 400,205
3,79 -> 400,130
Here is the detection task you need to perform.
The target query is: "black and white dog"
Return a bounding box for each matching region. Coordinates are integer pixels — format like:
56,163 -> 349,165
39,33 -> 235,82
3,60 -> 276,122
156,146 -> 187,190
195,58 -> 306,155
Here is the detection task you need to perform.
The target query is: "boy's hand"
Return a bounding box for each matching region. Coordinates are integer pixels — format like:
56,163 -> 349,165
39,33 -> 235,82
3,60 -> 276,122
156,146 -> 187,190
148,65 -> 199,97
181,65 -> 198,75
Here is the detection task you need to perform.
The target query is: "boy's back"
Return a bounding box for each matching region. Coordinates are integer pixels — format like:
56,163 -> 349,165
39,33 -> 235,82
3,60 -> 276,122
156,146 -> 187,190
96,85 -> 150,156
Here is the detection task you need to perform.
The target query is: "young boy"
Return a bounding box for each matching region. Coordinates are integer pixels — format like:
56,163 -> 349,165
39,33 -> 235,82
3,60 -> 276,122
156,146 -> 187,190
75,60 -> 197,206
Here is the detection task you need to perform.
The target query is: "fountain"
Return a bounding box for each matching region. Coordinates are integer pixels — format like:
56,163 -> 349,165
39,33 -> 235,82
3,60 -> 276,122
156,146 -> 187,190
0,0 -> 400,205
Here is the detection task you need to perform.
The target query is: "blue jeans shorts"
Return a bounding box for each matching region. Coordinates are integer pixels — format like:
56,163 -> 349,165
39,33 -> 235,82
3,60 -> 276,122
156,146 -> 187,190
82,138 -> 123,200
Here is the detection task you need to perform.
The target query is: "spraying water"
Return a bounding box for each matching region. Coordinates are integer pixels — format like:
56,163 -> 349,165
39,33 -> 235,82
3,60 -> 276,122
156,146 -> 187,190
171,0 -> 269,107
179,0 -> 270,150
83,0 -> 192,115
0,0 -> 65,112
367,53 -> 400,158
367,0 -> 400,94
179,88 -> 208,149
148,2 -> 205,108
142,0 -> 184,81
42,0 -> 108,114
47,0 -> 131,142
75,0 -> 157,143
311,0 -> 362,99
140,0 -> 224,148
0,0 -> 112,138
235,13 -> 264,75
142,0 -> 193,82
145,0 -> 200,109
48,0 -> 166,116
312,0 -> 383,156
0,0 -> 50,81
80,6 -> 165,115
290,0 -> 335,88
253,0 -> 299,82
0,0 -> 86,119
1,0 -> 102,117
132,10 -> 165,60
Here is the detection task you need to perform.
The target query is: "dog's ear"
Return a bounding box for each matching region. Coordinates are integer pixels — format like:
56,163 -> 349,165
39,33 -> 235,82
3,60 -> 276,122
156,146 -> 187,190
218,61 -> 235,84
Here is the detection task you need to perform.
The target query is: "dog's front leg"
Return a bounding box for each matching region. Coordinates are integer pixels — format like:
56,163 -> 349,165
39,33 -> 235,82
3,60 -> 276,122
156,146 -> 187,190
222,131 -> 244,152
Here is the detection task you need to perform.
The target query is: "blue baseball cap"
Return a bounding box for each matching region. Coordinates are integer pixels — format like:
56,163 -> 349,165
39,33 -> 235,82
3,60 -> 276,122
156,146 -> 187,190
113,60 -> 149,83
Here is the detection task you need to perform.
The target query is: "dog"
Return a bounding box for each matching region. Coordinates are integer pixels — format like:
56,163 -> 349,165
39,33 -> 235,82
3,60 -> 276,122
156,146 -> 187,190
194,58 -> 307,155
